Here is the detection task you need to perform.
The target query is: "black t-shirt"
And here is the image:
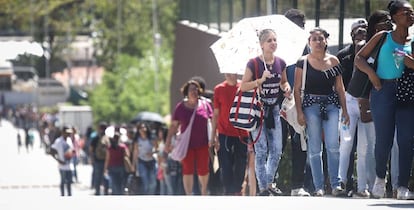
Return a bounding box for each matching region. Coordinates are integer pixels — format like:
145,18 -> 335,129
336,44 -> 355,90
296,58 -> 342,95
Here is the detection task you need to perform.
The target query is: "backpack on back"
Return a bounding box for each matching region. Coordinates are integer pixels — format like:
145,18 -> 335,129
95,135 -> 108,160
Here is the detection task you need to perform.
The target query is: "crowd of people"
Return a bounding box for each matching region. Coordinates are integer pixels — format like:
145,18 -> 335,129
44,0 -> 414,199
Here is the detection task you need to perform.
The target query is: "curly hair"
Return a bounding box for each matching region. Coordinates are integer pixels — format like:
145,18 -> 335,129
180,79 -> 202,97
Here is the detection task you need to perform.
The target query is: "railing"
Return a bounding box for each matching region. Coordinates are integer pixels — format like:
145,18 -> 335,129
178,0 -> 376,49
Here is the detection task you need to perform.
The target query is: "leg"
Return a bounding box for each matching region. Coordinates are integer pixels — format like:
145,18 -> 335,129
304,104 -> 324,192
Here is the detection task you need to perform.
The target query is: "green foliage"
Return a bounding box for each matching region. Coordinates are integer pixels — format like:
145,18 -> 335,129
89,52 -> 171,125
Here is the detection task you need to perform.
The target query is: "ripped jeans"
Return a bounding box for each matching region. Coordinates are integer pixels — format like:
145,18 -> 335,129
251,105 -> 283,191
304,103 -> 341,192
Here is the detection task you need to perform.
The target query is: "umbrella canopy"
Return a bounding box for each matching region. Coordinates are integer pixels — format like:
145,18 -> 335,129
210,14 -> 308,74
131,111 -> 165,124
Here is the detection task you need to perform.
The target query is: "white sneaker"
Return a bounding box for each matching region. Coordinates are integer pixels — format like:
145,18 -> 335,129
314,189 -> 325,197
397,187 -> 414,200
291,188 -> 310,196
371,177 -> 386,199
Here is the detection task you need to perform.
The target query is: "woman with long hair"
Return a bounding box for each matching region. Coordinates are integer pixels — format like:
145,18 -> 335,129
240,29 -> 291,196
294,27 -> 349,197
355,0 -> 414,200
132,122 -> 157,195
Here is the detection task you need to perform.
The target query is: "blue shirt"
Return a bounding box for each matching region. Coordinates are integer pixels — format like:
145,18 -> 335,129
377,32 -> 412,79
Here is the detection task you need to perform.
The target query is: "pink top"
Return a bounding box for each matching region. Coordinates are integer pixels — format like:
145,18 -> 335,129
173,99 -> 212,148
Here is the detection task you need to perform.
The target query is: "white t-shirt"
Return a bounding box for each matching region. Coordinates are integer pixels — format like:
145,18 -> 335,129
51,136 -> 74,171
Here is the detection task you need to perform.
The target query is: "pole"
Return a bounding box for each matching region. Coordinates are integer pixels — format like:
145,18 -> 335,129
152,0 -> 161,113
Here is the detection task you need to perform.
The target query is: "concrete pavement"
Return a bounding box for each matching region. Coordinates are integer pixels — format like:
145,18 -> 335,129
0,119 -> 413,210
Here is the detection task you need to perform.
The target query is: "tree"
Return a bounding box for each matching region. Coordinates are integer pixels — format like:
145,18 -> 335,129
0,0 -> 178,123
89,52 -> 171,124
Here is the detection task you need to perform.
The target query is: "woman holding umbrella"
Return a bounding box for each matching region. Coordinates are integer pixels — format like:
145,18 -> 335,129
240,29 -> 291,196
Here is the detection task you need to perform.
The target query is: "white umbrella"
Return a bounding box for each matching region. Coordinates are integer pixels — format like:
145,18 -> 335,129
210,14 -> 308,74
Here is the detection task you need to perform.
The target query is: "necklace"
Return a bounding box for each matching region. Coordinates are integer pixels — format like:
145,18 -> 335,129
264,57 -> 274,71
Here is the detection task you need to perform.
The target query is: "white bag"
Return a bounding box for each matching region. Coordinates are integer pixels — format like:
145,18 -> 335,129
279,56 -> 308,151
170,102 -> 197,161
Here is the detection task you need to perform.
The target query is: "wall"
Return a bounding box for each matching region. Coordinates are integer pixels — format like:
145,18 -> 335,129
170,21 -> 223,112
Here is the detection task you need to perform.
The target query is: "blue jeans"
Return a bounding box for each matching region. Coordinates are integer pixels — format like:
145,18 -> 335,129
93,160 -> 109,195
217,134 -> 247,194
108,165 -> 126,195
304,103 -> 341,191
252,105 -> 283,191
370,82 -> 397,180
396,106 -> 414,188
138,159 -> 157,195
59,169 -> 72,196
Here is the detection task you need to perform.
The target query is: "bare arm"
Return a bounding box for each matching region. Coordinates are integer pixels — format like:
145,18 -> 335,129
104,148 -> 110,174
132,141 -> 138,169
210,108 -> 220,151
280,66 -> 291,97
165,120 -> 179,153
335,75 -> 349,125
240,65 -> 271,92
355,31 -> 386,90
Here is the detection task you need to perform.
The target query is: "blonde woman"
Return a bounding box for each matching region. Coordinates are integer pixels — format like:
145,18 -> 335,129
240,29 -> 290,196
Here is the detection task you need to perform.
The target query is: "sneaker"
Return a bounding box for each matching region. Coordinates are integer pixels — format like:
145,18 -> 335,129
396,187 -> 414,200
314,189 -> 325,197
332,186 -> 347,197
353,190 -> 370,199
371,177 -> 386,199
291,188 -> 310,196
268,184 -> 283,196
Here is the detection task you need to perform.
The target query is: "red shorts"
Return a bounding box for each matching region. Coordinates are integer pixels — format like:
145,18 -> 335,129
181,146 -> 209,176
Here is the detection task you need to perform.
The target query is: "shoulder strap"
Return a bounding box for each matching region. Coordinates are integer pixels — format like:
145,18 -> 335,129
301,56 -> 307,100
252,58 -> 259,80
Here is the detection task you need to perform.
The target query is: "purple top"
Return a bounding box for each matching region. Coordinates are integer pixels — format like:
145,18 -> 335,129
173,99 -> 212,148
247,56 -> 286,105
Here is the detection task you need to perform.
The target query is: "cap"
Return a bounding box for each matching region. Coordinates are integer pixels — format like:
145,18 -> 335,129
351,19 -> 368,31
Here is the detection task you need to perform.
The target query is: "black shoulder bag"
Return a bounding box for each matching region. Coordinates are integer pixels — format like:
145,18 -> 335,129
347,32 -> 387,99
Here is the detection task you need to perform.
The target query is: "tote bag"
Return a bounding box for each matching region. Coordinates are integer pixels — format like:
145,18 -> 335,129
170,103 -> 197,161
229,87 -> 263,131
280,56 -> 308,151
229,58 -> 263,132
280,57 -> 307,134
347,32 -> 387,99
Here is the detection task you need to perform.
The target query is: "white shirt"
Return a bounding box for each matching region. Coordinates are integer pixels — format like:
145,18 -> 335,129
51,136 -> 74,171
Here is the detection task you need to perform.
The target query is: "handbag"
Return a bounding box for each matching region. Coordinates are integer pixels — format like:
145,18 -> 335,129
229,58 -> 263,132
358,98 -> 373,123
170,102 -> 197,161
347,32 -> 387,99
